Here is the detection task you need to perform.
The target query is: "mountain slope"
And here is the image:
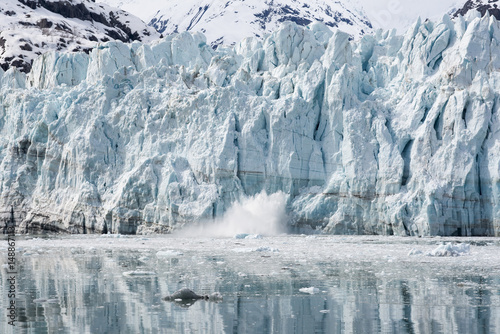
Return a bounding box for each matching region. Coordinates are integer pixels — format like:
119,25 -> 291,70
0,0 -> 159,72
148,0 -> 373,48
453,0 -> 500,19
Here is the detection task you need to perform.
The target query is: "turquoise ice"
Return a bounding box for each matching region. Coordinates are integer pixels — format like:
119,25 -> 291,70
1,12 -> 500,236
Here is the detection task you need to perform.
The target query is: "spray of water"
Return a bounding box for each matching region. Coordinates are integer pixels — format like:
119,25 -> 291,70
176,191 -> 288,237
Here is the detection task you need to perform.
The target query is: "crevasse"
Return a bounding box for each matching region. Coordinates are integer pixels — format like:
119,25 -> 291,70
1,11 -> 500,236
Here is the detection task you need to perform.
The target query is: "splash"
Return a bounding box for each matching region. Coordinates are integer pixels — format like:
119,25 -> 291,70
177,191 -> 288,237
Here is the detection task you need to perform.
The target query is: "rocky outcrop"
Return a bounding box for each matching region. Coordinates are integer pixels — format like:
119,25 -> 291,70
454,0 -> 500,20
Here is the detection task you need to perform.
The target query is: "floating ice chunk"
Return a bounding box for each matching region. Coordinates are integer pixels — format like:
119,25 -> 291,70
320,310 -> 330,314
408,249 -> 423,256
156,250 -> 183,258
122,270 -> 156,276
299,287 -> 320,294
245,234 -> 263,239
210,292 -> 223,301
255,247 -> 280,252
232,248 -> 254,253
33,298 -> 58,303
235,234 -> 249,239
427,243 -> 471,257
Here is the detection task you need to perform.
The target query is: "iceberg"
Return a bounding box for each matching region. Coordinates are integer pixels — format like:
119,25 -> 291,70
426,243 -> 471,257
299,287 -> 320,294
1,13 -> 500,236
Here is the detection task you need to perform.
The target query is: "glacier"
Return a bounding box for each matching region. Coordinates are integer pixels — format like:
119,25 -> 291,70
1,11 -> 500,237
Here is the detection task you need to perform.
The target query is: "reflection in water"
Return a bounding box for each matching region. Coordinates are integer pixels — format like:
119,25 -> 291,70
0,236 -> 499,333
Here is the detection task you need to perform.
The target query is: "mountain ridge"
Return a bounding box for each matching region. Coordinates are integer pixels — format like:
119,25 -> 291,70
0,0 -> 159,72
453,0 -> 500,19
148,0 -> 373,48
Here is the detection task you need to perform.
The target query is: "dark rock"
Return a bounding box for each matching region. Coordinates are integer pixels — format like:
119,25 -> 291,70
163,288 -> 208,301
453,0 -> 500,20
36,18 -> 53,28
20,43 -> 32,51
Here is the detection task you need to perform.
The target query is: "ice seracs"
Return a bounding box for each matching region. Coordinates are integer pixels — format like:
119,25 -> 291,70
1,13 -> 500,237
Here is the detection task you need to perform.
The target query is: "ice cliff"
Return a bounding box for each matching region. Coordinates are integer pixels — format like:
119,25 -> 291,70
2,11 -> 500,236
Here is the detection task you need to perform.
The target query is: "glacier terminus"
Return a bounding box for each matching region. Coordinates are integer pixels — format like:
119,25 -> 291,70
2,11 -> 500,237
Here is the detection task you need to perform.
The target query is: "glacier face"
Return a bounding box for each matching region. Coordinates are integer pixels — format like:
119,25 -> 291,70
1,12 -> 500,236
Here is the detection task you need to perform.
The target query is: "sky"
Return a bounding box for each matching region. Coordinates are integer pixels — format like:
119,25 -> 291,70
358,0 -> 464,32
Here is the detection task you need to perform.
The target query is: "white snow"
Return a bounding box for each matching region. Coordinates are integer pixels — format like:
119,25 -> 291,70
0,0 -> 159,72
359,0 -> 463,32
97,0 -> 467,39
146,0 -> 372,48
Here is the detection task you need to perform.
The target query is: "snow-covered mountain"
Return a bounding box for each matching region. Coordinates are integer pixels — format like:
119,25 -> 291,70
1,10 -> 500,237
453,0 -> 500,19
0,0 -> 159,72
148,0 -> 373,48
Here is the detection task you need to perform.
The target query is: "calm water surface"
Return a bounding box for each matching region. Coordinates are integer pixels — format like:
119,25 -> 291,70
1,235 -> 499,333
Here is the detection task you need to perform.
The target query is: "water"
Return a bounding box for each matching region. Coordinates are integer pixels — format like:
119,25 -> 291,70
1,235 -> 499,333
